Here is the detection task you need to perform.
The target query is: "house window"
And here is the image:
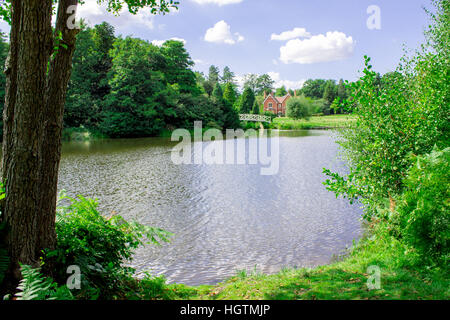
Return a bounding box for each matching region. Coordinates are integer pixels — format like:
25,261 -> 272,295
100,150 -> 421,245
268,102 -> 273,109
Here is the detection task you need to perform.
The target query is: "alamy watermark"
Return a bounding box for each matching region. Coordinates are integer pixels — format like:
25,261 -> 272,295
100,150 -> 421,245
366,265 -> 381,290
367,5 -> 382,30
171,121 -> 280,176
66,265 -> 81,290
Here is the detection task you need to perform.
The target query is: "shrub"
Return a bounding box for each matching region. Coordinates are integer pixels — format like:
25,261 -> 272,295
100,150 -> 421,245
263,111 -> 277,121
286,97 -> 313,120
395,147 -> 450,266
45,194 -> 172,299
323,0 -> 449,218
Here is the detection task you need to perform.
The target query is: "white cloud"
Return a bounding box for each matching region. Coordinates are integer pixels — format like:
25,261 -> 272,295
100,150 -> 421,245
151,37 -> 186,46
279,31 -> 355,64
271,28 -> 311,41
191,0 -> 243,6
204,20 -> 244,45
268,72 -> 306,90
233,73 -> 305,91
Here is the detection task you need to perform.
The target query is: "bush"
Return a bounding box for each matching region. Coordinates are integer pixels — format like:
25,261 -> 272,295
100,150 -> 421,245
286,97 -> 313,120
323,0 -> 449,218
310,98 -> 329,115
45,194 -> 172,299
395,147 -> 450,266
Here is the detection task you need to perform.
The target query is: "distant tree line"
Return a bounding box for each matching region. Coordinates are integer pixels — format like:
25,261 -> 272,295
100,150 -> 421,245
0,25 -> 401,139
63,22 -> 240,138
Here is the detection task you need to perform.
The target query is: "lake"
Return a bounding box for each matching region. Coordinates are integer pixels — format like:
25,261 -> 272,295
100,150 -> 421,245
59,129 -> 362,286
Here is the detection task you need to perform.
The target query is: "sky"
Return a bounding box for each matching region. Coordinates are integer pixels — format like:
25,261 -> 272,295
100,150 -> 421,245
0,0 -> 432,89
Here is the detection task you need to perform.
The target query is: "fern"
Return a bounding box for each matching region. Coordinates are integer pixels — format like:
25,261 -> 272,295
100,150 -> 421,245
15,265 -> 74,300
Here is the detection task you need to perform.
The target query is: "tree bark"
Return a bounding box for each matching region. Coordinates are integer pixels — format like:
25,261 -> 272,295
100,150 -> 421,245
37,0 -> 79,262
2,0 -> 54,283
0,0 -> 80,288
2,0 -> 20,181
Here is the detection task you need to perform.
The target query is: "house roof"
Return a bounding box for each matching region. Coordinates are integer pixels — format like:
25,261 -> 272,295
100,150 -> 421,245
263,93 -> 291,105
276,94 -> 291,104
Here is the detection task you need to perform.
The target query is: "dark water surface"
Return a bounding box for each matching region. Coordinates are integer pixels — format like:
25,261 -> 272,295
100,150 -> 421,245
59,130 -> 362,286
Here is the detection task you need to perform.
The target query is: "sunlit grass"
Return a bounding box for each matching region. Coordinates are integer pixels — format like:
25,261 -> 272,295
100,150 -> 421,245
160,223 -> 449,300
272,114 -> 356,130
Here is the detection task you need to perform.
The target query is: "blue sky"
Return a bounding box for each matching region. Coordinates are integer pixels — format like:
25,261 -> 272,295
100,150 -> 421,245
0,0 -> 432,89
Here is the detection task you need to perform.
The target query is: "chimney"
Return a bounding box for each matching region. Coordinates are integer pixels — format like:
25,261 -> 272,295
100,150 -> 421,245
264,91 -> 267,99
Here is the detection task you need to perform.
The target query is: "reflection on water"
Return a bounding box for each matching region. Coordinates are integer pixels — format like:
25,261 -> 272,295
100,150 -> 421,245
59,130 -> 362,286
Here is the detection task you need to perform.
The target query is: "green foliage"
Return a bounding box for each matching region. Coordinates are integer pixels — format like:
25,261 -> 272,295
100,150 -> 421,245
275,86 -> 287,97
14,265 -> 74,300
337,79 -> 347,101
323,0 -> 449,268
263,111 -> 277,121
300,79 -> 327,99
212,82 -> 223,103
98,36 -> 175,137
65,22 -> 115,128
221,66 -> 235,84
64,22 -> 233,138
325,50 -> 449,217
97,0 -> 179,15
239,87 -> 255,114
159,40 -> 199,95
395,147 -> 450,266
286,96 -> 313,120
170,93 -> 222,129
252,100 -> 260,114
208,65 -> 220,84
310,98 -> 329,115
323,80 -> 337,105
223,82 -> 237,106
46,194 -> 172,299
242,74 -> 275,96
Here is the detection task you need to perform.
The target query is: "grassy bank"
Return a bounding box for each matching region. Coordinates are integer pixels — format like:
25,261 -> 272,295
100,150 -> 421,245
271,115 -> 356,130
139,222 -> 448,300
61,115 -> 356,142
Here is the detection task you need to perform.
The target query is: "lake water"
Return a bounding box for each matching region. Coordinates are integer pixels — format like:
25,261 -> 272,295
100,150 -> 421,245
59,130 -> 362,286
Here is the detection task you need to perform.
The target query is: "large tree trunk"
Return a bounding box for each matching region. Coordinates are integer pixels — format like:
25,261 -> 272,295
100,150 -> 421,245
37,0 -> 79,262
2,0 -> 53,281
2,1 -> 20,178
1,0 -> 78,287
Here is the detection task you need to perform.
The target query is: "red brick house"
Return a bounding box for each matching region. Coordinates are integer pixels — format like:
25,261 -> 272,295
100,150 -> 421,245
263,92 -> 292,116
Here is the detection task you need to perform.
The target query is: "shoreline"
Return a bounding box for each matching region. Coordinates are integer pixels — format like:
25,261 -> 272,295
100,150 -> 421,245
61,114 -> 356,142
133,221 -> 448,300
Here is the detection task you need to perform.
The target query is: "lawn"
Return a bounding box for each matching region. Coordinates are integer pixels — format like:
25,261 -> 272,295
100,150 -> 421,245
271,114 -> 356,130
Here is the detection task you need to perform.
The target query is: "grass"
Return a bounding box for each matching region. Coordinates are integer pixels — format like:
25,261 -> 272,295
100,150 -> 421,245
138,222 -> 449,300
271,114 -> 356,130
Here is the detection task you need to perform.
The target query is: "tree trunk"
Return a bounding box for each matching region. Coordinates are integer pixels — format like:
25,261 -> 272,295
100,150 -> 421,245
37,0 -> 79,262
2,0 -> 57,282
1,1 -> 20,179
